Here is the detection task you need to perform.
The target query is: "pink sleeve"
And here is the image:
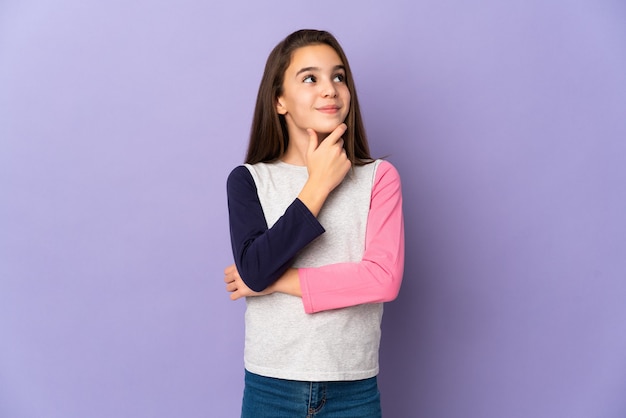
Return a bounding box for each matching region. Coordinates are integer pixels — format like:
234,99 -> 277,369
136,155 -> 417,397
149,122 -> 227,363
299,160 -> 405,314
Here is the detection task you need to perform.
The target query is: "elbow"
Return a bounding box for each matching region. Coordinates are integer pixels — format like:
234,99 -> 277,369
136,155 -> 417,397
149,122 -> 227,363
237,259 -> 282,293
365,246 -> 404,303
239,267 -> 270,293
382,250 -> 404,302
380,276 -> 402,302
235,245 -> 271,292
246,279 -> 267,293
383,288 -> 400,303
374,263 -> 404,303
236,260 -> 267,293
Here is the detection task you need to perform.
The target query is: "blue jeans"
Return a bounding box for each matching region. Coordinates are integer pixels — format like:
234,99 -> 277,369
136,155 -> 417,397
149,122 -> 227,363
241,370 -> 382,418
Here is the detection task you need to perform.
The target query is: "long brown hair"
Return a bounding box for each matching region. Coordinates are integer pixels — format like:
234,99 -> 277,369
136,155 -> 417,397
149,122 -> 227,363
245,29 -> 372,166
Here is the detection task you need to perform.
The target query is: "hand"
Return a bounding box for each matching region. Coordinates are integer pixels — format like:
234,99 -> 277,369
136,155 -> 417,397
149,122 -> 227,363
224,264 -> 272,300
305,123 -> 351,195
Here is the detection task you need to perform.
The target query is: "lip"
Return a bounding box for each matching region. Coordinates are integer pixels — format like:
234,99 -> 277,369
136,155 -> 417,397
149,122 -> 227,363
316,105 -> 341,114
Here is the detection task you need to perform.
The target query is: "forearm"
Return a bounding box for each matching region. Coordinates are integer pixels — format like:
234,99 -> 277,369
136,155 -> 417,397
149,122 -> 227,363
299,253 -> 403,313
228,166 -> 324,291
299,161 -> 405,313
268,268 -> 302,297
233,198 -> 323,291
297,178 -> 331,217
297,124 -> 350,217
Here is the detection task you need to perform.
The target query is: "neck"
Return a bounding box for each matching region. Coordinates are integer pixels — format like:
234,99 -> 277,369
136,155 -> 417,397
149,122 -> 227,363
281,127 -> 329,166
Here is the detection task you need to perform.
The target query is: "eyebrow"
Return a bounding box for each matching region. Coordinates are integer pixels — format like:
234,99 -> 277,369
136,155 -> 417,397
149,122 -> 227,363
295,65 -> 346,77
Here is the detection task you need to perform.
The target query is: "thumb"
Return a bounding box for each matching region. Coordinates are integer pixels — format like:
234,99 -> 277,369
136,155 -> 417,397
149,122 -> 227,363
306,129 -> 318,155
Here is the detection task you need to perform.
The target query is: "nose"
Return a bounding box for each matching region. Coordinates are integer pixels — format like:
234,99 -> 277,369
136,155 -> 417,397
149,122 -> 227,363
321,79 -> 337,98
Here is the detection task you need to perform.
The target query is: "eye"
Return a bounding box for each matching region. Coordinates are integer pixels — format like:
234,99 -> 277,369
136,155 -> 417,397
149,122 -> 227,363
303,75 -> 316,83
333,73 -> 346,83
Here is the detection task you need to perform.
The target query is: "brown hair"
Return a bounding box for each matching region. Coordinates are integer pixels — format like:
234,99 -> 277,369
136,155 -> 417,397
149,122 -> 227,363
245,29 -> 372,166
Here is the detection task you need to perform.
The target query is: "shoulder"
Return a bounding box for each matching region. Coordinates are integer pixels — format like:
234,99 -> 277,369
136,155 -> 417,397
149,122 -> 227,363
227,165 -> 252,182
228,165 -> 249,178
374,160 -> 401,183
375,160 -> 399,177
227,165 -> 255,192
371,160 -> 402,197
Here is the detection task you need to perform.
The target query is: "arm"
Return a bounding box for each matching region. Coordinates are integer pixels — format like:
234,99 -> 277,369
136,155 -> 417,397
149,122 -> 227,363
299,161 -> 404,313
227,166 -> 324,292
228,161 -> 405,312
226,125 -> 351,292
224,263 -> 300,300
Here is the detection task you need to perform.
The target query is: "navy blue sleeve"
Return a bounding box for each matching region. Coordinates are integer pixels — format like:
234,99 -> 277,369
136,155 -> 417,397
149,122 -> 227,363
226,165 -> 325,292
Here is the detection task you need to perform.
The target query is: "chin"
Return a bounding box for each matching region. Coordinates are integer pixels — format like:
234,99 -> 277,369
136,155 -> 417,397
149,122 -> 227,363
314,121 -> 347,135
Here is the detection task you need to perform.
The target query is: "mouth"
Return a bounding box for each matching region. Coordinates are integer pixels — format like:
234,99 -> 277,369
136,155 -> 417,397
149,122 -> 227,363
316,105 -> 341,114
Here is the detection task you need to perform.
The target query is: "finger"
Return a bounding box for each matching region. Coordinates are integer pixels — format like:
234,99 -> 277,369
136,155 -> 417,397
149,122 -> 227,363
306,128 -> 318,154
224,264 -> 235,275
326,123 -> 347,144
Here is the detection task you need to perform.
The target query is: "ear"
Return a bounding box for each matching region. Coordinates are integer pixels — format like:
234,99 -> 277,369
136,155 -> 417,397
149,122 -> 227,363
276,97 -> 287,115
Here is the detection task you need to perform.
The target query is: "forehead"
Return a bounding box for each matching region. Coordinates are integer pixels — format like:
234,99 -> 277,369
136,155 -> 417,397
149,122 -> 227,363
286,44 -> 343,72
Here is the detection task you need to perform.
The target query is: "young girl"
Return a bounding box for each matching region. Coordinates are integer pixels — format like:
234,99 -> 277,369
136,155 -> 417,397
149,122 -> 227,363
224,29 -> 404,418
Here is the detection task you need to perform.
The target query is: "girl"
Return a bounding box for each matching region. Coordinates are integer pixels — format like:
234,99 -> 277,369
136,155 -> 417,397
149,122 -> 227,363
224,29 -> 404,418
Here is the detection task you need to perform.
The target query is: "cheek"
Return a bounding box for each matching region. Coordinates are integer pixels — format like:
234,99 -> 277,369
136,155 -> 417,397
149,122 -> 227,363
342,89 -> 351,114
341,87 -> 351,103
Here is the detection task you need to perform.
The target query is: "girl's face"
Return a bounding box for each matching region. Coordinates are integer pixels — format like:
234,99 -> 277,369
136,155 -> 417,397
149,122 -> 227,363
276,44 -> 350,139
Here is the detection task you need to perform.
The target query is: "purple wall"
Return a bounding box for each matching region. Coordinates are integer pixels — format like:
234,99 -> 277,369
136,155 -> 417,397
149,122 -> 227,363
1,1 -> 625,417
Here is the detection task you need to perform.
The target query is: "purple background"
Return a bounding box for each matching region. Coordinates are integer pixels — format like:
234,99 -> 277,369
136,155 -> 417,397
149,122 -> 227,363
2,1 -> 626,417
